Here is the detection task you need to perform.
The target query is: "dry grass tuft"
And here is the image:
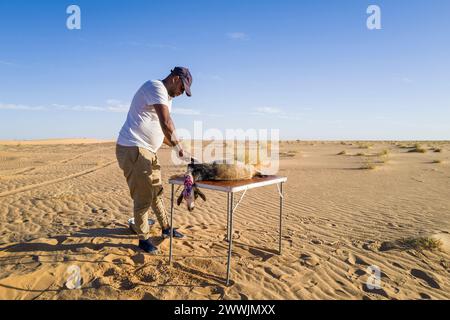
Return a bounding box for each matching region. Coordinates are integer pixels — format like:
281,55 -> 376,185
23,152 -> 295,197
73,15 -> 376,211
360,158 -> 376,170
279,150 -> 298,158
359,143 -> 373,149
408,144 -> 427,153
380,237 -> 443,252
399,237 -> 442,252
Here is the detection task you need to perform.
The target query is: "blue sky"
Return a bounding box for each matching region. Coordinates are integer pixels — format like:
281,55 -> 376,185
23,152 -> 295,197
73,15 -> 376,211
0,0 -> 449,140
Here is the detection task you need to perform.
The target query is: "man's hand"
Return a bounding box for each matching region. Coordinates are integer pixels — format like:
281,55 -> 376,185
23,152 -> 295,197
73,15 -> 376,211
163,136 -> 173,147
176,147 -> 193,162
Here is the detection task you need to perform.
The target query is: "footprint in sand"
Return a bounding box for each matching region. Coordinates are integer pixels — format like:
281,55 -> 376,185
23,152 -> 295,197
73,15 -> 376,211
346,253 -> 369,266
362,241 -> 381,252
392,262 -> 405,270
286,239 -> 293,247
142,292 -> 158,300
410,269 -> 441,289
419,292 -> 432,300
120,278 -> 136,290
299,253 -> 320,268
307,279 -> 318,289
84,221 -> 96,227
248,248 -> 274,262
182,241 -> 195,250
92,277 -> 111,288
199,243 -> 212,250
354,269 -> 367,277
347,267 -> 366,281
137,272 -> 156,283
239,293 -> 249,300
263,267 -> 282,280
362,284 -> 389,299
131,253 -> 145,265
103,268 -> 119,277
310,239 -> 323,245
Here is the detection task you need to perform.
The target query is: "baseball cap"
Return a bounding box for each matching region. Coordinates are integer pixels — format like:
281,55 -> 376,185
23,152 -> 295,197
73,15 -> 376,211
171,67 -> 193,97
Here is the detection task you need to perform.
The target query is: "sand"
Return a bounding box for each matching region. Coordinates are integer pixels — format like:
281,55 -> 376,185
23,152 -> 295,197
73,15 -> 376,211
0,140 -> 449,300
0,138 -> 114,146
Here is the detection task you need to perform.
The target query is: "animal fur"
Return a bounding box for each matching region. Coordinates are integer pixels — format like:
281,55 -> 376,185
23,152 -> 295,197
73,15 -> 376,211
188,160 -> 263,181
176,160 -> 265,211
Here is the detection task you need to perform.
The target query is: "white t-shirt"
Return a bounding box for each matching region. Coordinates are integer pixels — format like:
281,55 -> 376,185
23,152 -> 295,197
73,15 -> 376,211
117,80 -> 172,153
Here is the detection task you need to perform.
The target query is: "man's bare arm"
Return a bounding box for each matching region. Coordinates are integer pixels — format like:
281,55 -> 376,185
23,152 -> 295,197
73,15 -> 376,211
163,136 -> 173,147
154,104 -> 181,148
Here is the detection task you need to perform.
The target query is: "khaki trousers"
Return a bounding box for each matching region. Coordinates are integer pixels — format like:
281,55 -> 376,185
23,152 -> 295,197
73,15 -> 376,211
116,144 -> 169,240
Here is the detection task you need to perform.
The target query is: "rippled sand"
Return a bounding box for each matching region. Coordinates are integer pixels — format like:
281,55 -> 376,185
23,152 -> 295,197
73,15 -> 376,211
0,140 -> 449,300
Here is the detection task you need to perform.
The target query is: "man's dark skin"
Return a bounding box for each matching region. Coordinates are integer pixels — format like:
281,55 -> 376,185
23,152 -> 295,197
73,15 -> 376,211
155,73 -> 187,157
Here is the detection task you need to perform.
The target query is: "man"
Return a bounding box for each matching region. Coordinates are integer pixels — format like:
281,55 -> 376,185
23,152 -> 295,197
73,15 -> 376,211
116,67 -> 193,254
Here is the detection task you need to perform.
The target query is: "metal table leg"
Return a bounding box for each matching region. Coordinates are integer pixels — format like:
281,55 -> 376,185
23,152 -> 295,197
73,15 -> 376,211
226,192 -> 230,242
169,184 -> 174,264
279,182 -> 283,255
226,192 -> 234,286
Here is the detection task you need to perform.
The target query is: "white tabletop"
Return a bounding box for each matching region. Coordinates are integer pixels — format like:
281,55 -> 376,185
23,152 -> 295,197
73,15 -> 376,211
169,175 -> 287,193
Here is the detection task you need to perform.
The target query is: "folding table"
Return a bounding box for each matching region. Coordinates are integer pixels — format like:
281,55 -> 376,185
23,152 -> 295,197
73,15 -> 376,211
167,175 -> 287,286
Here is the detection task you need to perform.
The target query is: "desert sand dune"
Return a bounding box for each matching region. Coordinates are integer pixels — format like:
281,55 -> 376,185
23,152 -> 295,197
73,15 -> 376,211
0,140 -> 449,300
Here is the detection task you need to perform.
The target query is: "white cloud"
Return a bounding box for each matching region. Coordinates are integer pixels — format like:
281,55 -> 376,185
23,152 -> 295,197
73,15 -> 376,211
401,77 -> 413,84
226,32 -> 249,40
254,107 -> 282,115
392,74 -> 414,84
172,108 -> 201,115
0,100 -> 210,117
0,60 -> 17,67
105,99 -> 129,112
0,100 -> 129,113
0,103 -> 46,111
250,107 -> 304,120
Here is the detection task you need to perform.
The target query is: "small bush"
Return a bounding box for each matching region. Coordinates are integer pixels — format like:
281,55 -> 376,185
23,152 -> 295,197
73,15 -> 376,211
380,237 -> 443,252
359,144 -> 372,149
408,144 -> 427,153
399,237 -> 442,252
360,160 -> 376,170
337,150 -> 347,155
